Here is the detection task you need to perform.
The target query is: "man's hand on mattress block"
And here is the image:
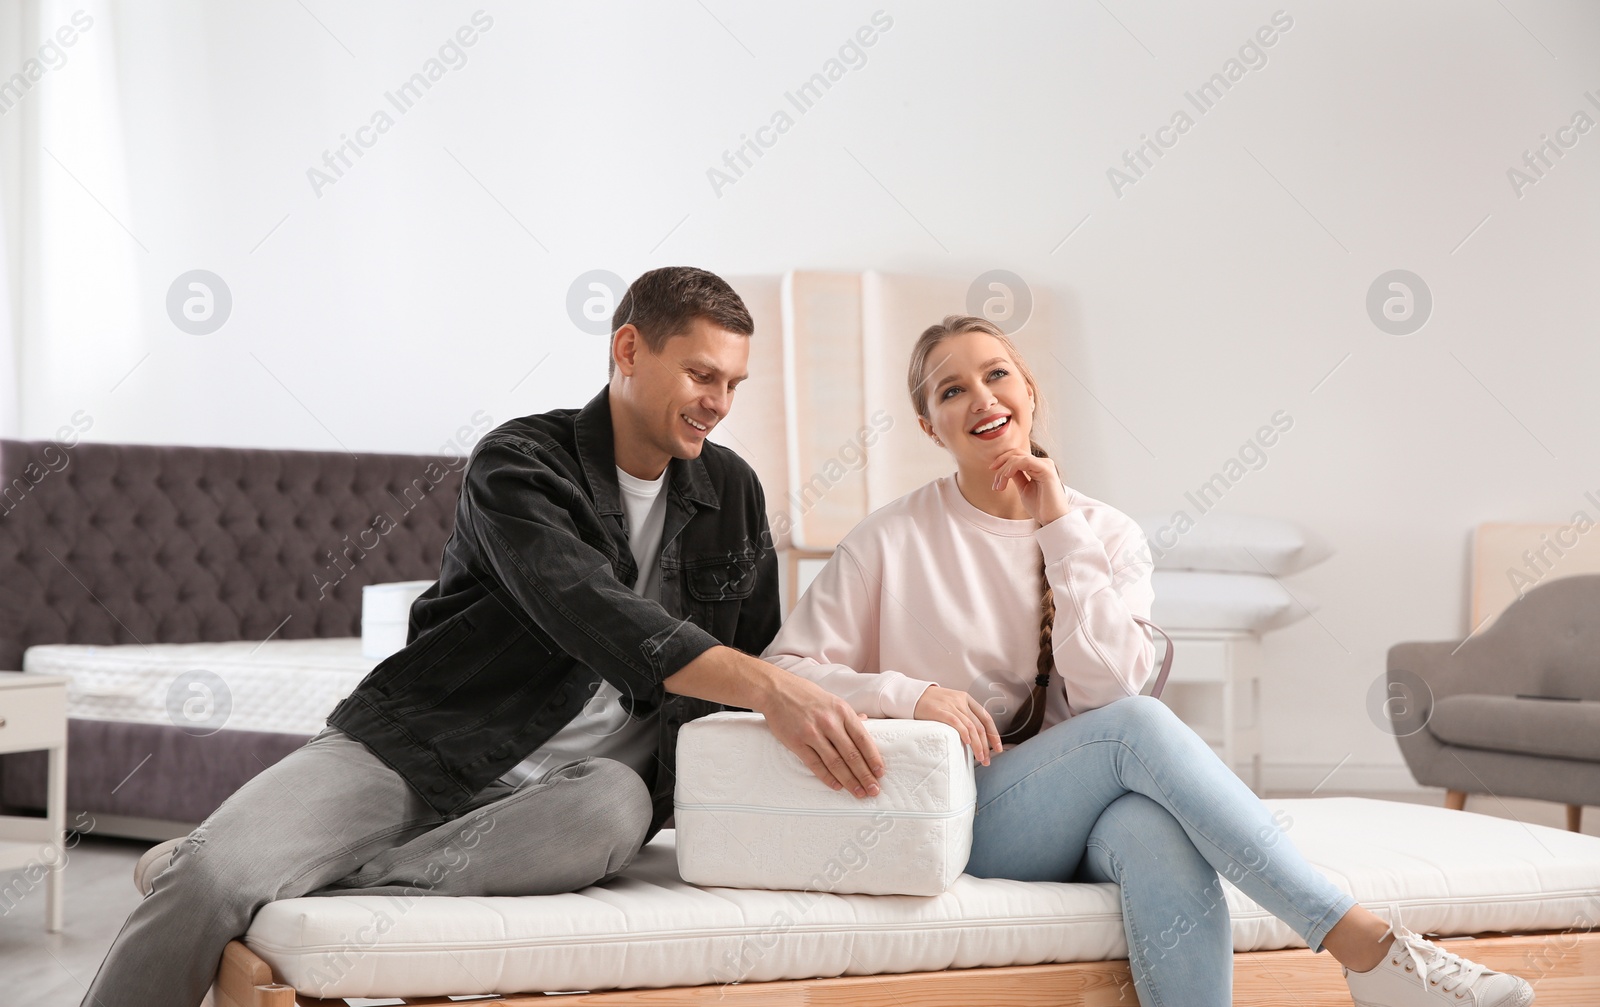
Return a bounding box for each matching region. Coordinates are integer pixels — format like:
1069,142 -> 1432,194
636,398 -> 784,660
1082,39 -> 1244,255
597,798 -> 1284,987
760,672 -> 887,799
913,684 -> 1003,766
663,645 -> 886,799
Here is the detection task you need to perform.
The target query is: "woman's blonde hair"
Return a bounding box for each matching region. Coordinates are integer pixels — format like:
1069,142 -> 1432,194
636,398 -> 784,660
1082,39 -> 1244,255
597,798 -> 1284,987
907,315 -> 1056,734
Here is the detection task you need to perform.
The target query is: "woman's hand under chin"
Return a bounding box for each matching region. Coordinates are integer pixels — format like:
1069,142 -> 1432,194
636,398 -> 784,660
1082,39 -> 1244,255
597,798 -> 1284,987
989,449 -> 1072,526
912,685 -> 1004,766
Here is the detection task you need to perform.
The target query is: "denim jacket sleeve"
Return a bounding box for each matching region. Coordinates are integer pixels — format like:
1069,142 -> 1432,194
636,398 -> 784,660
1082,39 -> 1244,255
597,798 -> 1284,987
461,435 -> 722,719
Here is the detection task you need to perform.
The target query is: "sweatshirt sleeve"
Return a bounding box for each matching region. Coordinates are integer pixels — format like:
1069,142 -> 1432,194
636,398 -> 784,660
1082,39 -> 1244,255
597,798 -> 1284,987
759,542 -> 940,719
1034,504 -> 1157,717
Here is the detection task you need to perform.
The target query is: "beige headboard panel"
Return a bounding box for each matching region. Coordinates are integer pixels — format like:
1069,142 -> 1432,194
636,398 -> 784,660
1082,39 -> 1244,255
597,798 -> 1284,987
1471,521 -> 1600,631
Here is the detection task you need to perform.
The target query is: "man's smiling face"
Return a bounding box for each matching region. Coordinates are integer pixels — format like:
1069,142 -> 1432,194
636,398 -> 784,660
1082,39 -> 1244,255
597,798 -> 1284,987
611,314 -> 750,478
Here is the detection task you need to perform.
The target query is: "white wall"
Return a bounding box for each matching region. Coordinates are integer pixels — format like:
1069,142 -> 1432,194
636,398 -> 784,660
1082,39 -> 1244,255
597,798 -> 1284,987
6,0 -> 1599,789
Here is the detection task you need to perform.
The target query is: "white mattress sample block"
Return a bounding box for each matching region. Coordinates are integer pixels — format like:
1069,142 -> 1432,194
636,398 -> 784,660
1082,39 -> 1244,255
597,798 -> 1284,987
246,798 -> 1600,1000
361,579 -> 434,658
673,711 -> 976,896
23,638 -> 376,735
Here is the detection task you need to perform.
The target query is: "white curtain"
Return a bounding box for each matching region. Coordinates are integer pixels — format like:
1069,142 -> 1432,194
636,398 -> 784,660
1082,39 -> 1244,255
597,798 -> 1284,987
0,191 -> 16,437
0,0 -> 139,439
0,3 -> 22,437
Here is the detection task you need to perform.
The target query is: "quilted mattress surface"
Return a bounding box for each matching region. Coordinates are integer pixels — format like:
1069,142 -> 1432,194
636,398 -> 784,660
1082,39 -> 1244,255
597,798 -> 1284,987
23,638 -> 376,735
246,797 -> 1600,999
674,711 -> 976,896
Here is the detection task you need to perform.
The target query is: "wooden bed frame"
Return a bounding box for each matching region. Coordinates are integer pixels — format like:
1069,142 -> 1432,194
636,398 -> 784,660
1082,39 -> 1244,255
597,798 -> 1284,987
214,926 -> 1600,1006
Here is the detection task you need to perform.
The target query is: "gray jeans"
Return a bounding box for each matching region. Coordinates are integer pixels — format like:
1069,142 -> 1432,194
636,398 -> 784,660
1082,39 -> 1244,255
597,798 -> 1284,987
79,725 -> 655,1007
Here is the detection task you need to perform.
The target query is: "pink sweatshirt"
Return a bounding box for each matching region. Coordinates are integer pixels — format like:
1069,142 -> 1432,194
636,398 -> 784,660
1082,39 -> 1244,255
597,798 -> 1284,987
760,472 -> 1157,730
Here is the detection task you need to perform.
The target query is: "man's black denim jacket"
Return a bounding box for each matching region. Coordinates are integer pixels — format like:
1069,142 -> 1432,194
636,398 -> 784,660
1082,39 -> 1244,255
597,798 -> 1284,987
327,383 -> 780,842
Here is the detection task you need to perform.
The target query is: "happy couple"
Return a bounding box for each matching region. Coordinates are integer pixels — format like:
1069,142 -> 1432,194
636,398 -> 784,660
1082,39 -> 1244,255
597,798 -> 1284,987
85,265 -> 1534,1007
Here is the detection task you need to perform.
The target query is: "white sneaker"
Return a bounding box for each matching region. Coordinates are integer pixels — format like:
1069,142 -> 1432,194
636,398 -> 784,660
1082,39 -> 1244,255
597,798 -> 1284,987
133,836 -> 185,896
1343,904 -> 1534,1006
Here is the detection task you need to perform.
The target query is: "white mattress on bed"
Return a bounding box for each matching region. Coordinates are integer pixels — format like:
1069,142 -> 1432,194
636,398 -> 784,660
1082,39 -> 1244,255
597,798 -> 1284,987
22,638 -> 376,735
245,797 -> 1600,999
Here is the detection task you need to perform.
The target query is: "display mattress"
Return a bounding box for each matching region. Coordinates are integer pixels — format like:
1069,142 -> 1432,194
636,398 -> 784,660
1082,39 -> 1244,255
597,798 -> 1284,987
22,638 -> 376,735
244,797 -> 1600,999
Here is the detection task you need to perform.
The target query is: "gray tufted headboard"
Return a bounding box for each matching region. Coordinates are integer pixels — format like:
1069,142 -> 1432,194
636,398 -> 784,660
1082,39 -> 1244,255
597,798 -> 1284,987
0,438 -> 465,670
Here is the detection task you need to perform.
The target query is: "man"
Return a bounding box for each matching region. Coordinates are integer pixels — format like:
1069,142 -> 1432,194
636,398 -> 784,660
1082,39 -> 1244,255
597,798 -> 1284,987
82,266 -> 885,1007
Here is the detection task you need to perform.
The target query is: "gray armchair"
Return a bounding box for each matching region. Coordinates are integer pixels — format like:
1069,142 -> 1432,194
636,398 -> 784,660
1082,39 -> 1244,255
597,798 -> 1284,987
1388,572 -> 1600,832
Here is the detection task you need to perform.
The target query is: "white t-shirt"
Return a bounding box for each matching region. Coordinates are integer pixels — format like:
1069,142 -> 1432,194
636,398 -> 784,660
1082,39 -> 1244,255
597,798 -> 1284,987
497,463 -> 670,788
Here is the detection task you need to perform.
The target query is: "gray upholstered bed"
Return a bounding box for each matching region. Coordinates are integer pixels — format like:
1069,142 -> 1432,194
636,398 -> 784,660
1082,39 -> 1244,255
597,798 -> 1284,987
0,437 -> 462,835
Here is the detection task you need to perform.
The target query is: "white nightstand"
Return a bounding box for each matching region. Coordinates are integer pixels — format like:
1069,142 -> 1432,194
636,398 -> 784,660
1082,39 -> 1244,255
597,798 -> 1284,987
1154,630 -> 1264,794
0,672 -> 69,932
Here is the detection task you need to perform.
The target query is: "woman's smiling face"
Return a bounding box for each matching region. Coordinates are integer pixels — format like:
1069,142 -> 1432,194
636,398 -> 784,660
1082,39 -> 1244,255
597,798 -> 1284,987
918,329 -> 1036,465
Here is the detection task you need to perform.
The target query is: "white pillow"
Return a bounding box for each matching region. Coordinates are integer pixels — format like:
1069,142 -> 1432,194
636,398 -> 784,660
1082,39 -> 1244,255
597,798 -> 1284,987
1151,570 -> 1317,632
1130,512 -> 1332,576
361,580 -> 436,659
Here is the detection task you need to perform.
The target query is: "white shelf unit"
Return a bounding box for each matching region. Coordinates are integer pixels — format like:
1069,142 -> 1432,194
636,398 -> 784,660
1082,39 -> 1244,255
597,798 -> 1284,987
1152,629 -> 1264,795
0,671 -> 70,932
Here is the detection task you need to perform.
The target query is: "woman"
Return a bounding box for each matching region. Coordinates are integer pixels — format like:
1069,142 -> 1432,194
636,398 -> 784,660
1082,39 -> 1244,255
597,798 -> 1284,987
760,315 -> 1534,1007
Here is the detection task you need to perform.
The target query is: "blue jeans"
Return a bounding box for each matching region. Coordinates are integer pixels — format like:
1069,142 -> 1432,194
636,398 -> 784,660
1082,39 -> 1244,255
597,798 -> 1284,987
965,694 -> 1358,1007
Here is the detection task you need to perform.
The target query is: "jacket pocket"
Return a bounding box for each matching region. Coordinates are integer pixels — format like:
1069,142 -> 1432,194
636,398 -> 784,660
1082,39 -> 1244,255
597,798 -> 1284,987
684,554 -> 758,602
682,553 -> 758,643
370,615 -> 475,696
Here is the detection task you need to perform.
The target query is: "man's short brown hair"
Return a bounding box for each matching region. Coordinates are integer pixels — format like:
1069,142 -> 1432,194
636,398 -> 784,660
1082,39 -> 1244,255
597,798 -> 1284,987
608,266 -> 754,378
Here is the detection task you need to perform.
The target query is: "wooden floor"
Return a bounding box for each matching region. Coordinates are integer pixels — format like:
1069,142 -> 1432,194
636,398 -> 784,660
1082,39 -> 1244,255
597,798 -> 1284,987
0,832 -> 149,1006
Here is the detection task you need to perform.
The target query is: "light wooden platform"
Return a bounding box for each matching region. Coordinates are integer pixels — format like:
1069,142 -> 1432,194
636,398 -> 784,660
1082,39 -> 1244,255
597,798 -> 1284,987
214,925 -> 1600,1006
